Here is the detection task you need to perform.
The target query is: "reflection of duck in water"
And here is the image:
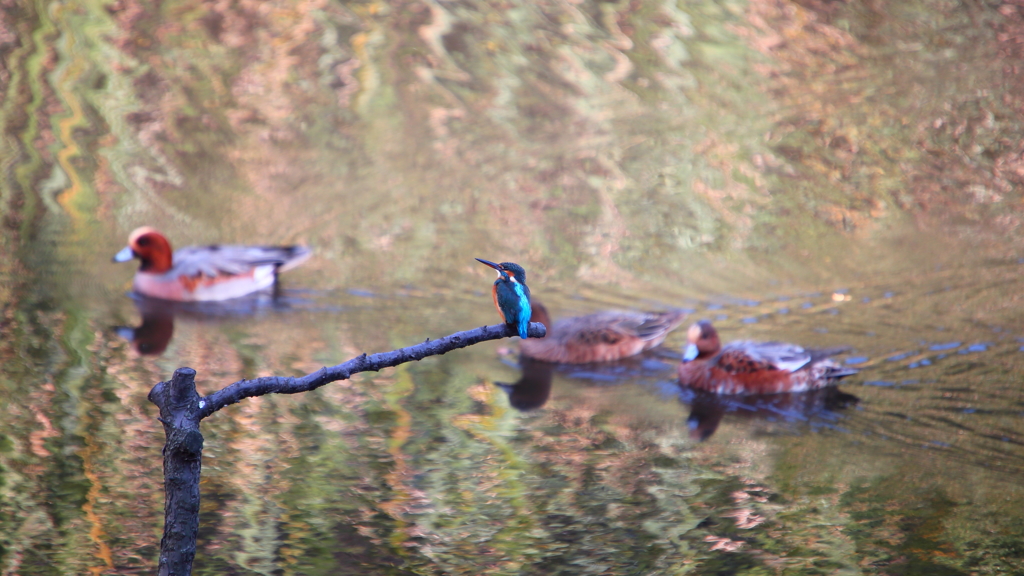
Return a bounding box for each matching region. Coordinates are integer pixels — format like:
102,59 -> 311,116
495,302 -> 683,410
678,320 -> 857,395
685,387 -> 861,441
113,226 -> 311,302
113,292 -> 300,356
114,303 -> 175,355
495,357 -> 555,411
520,301 -> 686,364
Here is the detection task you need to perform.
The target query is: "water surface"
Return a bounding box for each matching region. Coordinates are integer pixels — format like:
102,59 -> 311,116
2,0 -> 1024,574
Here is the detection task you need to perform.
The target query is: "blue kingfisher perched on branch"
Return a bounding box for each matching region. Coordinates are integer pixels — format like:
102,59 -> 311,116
476,258 -> 531,339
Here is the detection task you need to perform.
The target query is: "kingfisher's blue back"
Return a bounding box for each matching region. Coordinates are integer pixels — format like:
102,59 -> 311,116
493,278 -> 531,339
477,259 -> 532,339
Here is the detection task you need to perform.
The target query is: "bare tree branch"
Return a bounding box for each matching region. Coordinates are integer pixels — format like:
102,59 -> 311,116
196,321 -> 546,419
149,321 -> 546,574
148,367 -> 204,575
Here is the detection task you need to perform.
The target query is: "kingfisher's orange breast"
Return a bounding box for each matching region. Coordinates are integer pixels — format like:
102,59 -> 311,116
491,284 -> 507,323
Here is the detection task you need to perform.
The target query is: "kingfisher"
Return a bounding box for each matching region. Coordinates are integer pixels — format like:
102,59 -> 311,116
476,258 -> 532,339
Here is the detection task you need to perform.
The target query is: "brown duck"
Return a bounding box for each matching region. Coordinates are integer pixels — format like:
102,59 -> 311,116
520,301 -> 687,364
678,320 -> 857,395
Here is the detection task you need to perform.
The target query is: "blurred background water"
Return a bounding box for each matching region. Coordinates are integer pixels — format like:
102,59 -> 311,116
3,0 -> 1024,573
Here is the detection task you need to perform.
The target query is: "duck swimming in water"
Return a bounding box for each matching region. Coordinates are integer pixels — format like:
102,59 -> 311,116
113,227 -> 311,302
520,301 -> 686,364
677,320 -> 857,395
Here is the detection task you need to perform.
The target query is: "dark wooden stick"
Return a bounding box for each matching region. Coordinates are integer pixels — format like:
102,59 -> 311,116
197,321 -> 545,419
148,367 -> 204,576
148,321 -> 545,575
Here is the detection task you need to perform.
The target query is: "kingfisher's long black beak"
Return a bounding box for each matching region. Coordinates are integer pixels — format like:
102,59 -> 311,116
475,258 -> 502,271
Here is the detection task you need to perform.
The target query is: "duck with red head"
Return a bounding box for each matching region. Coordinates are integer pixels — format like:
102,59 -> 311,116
678,320 -> 857,395
113,227 -> 311,302
521,301 -> 686,364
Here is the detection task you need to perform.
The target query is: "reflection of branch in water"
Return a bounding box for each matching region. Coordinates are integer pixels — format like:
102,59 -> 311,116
495,357 -> 555,411
686,387 -> 860,441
